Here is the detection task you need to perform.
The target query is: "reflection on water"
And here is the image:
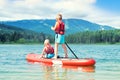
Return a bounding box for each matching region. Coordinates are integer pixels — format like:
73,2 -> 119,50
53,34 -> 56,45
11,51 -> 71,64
28,61 -> 95,80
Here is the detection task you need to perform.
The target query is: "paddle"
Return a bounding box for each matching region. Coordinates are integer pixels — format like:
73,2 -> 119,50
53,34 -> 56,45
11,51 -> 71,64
65,42 -> 79,59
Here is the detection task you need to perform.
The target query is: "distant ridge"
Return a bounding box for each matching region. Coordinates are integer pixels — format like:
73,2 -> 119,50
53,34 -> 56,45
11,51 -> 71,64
0,23 -> 37,34
1,19 -> 115,35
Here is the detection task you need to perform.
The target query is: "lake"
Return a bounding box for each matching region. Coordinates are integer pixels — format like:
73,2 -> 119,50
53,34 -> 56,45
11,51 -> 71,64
0,44 -> 120,80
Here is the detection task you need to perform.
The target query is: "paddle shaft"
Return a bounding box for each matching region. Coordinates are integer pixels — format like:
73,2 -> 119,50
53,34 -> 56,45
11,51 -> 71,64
65,42 -> 79,59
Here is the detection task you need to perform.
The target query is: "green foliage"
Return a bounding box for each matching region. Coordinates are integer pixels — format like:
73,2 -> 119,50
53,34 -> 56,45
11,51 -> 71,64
0,24 -> 54,44
0,23 -> 119,44
16,38 -> 26,44
66,29 -> 120,44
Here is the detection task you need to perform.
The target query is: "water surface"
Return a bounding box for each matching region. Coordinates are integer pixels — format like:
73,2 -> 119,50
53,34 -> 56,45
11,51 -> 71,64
0,44 -> 120,80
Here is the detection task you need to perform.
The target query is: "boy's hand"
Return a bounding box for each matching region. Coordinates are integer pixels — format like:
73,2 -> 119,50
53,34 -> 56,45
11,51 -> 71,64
51,27 -> 53,29
51,26 -> 55,31
37,54 -> 43,58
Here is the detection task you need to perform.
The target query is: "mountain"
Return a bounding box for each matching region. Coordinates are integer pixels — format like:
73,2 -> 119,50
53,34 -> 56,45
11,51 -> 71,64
1,19 -> 115,35
0,23 -> 23,33
0,23 -> 37,34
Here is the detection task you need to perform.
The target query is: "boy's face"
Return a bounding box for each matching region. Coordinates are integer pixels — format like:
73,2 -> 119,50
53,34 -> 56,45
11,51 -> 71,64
44,43 -> 50,46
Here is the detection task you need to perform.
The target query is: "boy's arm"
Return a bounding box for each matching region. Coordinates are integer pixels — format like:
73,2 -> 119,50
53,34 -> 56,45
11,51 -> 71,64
40,48 -> 46,58
51,22 -> 58,31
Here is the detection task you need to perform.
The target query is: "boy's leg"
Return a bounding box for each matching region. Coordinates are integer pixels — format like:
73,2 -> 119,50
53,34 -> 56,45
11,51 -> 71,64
62,44 -> 68,58
54,43 -> 59,59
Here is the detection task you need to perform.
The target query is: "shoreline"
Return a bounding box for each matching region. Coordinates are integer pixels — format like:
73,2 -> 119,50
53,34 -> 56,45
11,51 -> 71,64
0,42 -> 120,45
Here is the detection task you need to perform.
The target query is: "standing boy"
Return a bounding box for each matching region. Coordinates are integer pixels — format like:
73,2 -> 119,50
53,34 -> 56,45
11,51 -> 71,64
51,14 -> 68,59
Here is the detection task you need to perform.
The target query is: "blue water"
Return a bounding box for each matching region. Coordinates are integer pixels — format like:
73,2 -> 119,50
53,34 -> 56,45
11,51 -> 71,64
0,44 -> 120,80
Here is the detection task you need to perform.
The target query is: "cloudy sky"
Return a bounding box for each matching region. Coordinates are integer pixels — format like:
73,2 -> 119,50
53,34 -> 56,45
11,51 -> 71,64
0,0 -> 120,28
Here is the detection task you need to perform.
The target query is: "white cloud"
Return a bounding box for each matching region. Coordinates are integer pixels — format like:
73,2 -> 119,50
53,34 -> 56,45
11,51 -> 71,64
0,0 -> 120,28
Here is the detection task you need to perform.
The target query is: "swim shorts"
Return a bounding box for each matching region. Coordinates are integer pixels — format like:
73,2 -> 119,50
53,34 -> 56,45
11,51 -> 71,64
55,34 -> 65,44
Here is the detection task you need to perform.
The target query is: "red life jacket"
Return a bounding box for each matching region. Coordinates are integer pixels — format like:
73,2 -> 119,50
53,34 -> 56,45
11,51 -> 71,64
55,21 -> 65,35
44,45 -> 54,54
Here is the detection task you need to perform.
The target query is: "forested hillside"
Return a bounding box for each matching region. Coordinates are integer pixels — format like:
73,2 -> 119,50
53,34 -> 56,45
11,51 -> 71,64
0,24 -> 53,44
0,23 -> 119,44
66,29 -> 120,44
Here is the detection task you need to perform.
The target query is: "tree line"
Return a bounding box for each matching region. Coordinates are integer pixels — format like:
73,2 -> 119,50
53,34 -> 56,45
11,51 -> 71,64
0,31 -> 54,44
66,29 -> 120,44
0,23 -> 54,44
0,28 -> 120,44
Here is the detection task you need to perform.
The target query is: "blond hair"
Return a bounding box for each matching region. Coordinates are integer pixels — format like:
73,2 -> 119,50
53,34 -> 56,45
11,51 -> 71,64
44,39 -> 50,45
56,14 -> 62,20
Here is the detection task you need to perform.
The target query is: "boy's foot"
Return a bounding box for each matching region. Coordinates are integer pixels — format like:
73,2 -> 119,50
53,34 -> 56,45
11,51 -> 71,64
65,54 -> 68,58
52,56 -> 57,59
